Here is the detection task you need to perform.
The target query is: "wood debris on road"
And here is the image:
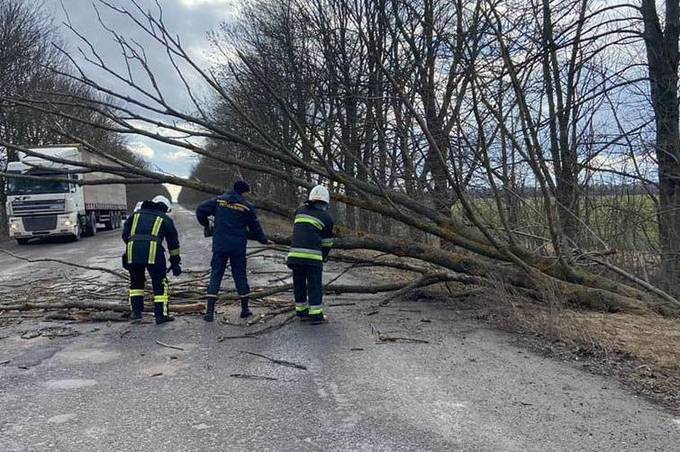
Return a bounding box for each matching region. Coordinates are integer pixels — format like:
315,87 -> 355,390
240,350 -> 307,370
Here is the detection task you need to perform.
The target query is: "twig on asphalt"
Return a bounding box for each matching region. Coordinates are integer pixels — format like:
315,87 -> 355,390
155,340 -> 184,351
0,249 -> 128,279
230,373 -> 278,381
377,335 -> 429,344
240,350 -> 307,370
217,334 -> 258,341
369,321 -> 428,344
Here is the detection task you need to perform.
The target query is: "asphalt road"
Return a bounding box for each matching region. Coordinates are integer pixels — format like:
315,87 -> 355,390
0,207 -> 679,451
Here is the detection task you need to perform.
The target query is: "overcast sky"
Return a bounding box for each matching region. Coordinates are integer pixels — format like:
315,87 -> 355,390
40,0 -> 239,180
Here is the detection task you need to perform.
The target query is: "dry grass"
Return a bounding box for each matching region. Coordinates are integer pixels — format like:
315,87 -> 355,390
561,312 -> 680,372
505,303 -> 680,372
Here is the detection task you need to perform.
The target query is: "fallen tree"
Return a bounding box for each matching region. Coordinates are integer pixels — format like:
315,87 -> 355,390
0,0 -> 678,318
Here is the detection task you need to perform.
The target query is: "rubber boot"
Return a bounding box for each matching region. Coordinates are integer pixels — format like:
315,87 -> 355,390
307,307 -> 326,324
295,305 -> 309,320
204,298 -> 216,322
154,302 -> 175,325
240,297 -> 252,319
130,297 -> 144,323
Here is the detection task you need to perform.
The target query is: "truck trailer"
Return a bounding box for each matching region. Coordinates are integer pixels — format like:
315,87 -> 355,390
5,145 -> 128,244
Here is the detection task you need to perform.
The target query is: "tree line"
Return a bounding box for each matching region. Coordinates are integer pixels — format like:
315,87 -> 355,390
0,0 -> 167,236
2,0 -> 680,312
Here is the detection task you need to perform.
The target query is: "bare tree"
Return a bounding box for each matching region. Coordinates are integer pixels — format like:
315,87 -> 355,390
640,0 -> 680,291
3,0 -> 680,313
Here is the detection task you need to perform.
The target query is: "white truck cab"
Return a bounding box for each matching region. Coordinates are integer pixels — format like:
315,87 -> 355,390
5,145 -> 127,244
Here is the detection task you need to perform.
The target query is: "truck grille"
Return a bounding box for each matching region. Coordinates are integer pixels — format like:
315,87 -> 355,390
12,199 -> 65,215
23,215 -> 58,232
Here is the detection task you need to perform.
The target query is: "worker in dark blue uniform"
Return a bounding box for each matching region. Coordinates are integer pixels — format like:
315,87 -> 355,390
287,185 -> 334,322
122,195 -> 182,325
196,180 -> 270,321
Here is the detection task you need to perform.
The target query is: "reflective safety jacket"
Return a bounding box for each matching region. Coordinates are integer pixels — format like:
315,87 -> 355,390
122,207 -> 180,266
286,203 -> 334,267
196,191 -> 268,255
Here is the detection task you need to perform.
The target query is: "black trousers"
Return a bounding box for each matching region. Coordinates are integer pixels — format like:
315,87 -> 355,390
207,252 -> 249,296
291,264 -> 323,314
128,261 -> 169,315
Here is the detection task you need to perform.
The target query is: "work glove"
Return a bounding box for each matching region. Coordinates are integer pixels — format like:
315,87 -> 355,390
169,255 -> 182,277
122,253 -> 130,270
203,224 -> 214,238
171,263 -> 182,277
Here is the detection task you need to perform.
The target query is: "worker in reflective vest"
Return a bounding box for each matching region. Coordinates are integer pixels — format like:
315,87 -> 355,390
286,185 -> 334,322
122,195 -> 181,324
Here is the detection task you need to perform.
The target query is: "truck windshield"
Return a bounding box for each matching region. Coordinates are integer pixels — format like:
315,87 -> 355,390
6,173 -> 71,195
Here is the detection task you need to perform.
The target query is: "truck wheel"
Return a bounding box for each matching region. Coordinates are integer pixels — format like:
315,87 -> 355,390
83,213 -> 97,237
16,238 -> 30,245
90,214 -> 98,236
71,224 -> 81,242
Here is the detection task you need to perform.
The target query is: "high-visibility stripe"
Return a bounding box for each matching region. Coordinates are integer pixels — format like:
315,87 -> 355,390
295,304 -> 309,312
169,248 -> 180,257
287,252 -> 323,261
321,238 -> 334,247
289,247 -> 322,255
146,216 -> 163,265
163,278 -> 170,297
127,241 -> 134,263
294,214 -> 324,230
309,306 -> 323,315
294,218 -> 323,230
233,203 -> 251,211
151,216 -> 163,236
127,213 -> 141,264
130,213 -> 140,235
129,289 -> 145,297
148,241 -> 158,264
155,279 -> 169,316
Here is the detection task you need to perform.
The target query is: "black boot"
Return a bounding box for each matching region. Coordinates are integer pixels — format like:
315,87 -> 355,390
204,298 -> 216,322
307,307 -> 326,324
130,297 -> 144,323
154,302 -> 175,325
240,297 -> 252,319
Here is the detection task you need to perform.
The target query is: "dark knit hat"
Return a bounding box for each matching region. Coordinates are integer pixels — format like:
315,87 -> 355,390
234,180 -> 250,194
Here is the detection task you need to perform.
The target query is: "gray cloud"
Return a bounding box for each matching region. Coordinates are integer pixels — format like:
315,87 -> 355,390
40,0 -> 237,177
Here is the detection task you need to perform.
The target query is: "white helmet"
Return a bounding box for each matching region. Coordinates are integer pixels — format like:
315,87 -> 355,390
152,195 -> 172,212
308,185 -> 330,204
134,201 -> 143,212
